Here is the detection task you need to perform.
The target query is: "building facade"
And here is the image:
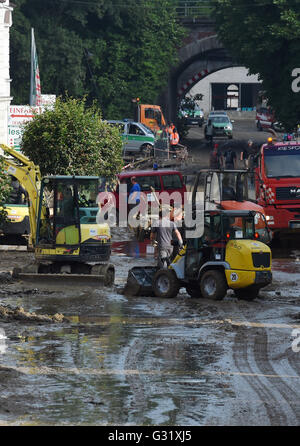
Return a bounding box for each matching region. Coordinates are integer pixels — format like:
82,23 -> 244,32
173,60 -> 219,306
0,0 -> 13,146
188,66 -> 262,114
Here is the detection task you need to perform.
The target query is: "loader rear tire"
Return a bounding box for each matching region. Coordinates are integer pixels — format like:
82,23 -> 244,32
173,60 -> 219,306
200,270 -> 227,300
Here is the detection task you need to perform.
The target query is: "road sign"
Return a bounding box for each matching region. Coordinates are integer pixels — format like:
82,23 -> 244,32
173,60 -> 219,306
7,105 -> 45,151
8,105 -> 44,125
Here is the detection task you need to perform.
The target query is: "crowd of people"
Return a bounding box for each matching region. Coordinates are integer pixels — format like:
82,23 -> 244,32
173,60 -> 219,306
209,139 -> 259,170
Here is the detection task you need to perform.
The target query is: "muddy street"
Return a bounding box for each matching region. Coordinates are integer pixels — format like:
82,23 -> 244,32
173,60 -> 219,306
0,235 -> 300,425
0,121 -> 300,426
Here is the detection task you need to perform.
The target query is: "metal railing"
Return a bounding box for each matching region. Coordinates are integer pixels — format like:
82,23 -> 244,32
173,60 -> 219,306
176,1 -> 213,19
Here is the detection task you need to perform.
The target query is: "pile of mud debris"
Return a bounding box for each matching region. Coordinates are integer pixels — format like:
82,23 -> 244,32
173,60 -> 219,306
0,304 -> 68,324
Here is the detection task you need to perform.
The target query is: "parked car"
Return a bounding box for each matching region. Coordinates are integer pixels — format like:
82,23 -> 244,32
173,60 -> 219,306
179,106 -> 204,127
255,107 -> 276,131
107,120 -> 155,156
208,110 -> 228,118
204,114 -> 233,139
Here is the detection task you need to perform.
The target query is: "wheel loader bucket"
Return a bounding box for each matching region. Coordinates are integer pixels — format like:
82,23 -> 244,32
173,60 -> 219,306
124,266 -> 158,296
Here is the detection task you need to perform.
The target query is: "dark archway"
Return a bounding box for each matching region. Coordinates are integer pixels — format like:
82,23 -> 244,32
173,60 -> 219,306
160,34 -> 238,121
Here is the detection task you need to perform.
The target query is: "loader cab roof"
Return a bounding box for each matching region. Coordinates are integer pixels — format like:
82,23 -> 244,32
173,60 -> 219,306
206,209 -> 257,217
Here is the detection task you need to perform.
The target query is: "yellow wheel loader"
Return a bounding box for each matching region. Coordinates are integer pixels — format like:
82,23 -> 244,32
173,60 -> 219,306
0,144 -> 114,285
125,209 -> 272,301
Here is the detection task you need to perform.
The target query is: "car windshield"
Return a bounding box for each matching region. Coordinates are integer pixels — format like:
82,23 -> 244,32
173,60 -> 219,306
264,145 -> 300,177
211,116 -> 230,124
139,123 -> 154,135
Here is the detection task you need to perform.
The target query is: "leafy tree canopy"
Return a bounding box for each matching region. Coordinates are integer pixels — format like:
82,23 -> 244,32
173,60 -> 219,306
21,97 -> 123,177
212,0 -> 300,130
10,0 -> 185,119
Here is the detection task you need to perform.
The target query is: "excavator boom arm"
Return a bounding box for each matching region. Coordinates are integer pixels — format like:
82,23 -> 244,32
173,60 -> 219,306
0,144 -> 41,245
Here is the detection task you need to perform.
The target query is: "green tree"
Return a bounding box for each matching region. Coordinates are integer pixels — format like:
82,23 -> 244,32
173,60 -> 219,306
10,0 -> 185,118
21,97 -> 123,177
0,158 -> 12,227
212,0 -> 300,130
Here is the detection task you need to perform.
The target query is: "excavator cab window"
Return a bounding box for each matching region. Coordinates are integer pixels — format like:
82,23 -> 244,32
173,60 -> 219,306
37,179 -> 81,246
36,180 -> 55,245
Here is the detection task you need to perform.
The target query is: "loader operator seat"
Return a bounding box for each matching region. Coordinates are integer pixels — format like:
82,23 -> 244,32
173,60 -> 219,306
185,233 -> 211,279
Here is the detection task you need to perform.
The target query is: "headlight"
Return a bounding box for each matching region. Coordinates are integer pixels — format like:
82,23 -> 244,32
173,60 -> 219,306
266,215 -> 274,222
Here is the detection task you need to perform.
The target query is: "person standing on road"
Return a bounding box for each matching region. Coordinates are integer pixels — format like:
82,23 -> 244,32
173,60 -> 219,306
150,209 -> 183,268
209,143 -> 223,169
223,147 -> 237,169
169,127 -> 180,157
205,119 -> 214,143
240,139 -> 252,168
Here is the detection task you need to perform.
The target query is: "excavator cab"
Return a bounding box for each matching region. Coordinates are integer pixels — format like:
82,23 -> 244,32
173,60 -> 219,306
33,176 -> 114,279
0,144 -> 115,284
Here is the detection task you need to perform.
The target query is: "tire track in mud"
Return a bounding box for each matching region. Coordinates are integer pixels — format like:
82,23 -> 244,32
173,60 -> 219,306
233,327 -> 288,425
123,336 -> 153,423
253,329 -> 299,424
286,348 -> 300,377
225,297 -> 300,424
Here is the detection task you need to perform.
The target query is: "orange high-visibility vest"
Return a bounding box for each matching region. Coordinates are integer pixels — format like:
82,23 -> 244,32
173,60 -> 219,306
170,131 -> 179,145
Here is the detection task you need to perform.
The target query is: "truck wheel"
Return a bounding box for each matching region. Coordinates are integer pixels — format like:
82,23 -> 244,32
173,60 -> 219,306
257,121 -> 262,131
234,285 -> 260,301
186,284 -> 202,298
153,269 -> 180,298
200,270 -> 227,300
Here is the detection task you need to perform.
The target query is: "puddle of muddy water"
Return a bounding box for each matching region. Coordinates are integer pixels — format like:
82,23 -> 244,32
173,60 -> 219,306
0,308 -> 227,426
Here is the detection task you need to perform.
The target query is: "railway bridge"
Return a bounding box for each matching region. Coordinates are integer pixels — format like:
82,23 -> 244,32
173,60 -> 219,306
162,2 -> 241,120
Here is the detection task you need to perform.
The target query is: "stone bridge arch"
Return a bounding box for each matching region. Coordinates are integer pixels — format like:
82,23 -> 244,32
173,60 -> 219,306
162,32 -> 237,121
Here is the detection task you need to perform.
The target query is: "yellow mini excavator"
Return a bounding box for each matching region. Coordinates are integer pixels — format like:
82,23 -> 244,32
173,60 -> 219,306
0,144 -> 114,285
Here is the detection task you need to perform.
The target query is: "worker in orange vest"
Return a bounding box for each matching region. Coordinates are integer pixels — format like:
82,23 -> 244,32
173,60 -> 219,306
169,127 -> 180,157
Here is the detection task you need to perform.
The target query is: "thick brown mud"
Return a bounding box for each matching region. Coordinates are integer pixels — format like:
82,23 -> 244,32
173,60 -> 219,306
0,234 -> 299,425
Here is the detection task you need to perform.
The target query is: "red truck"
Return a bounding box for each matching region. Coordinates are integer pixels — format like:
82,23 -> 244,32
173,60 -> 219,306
255,138 -> 300,239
